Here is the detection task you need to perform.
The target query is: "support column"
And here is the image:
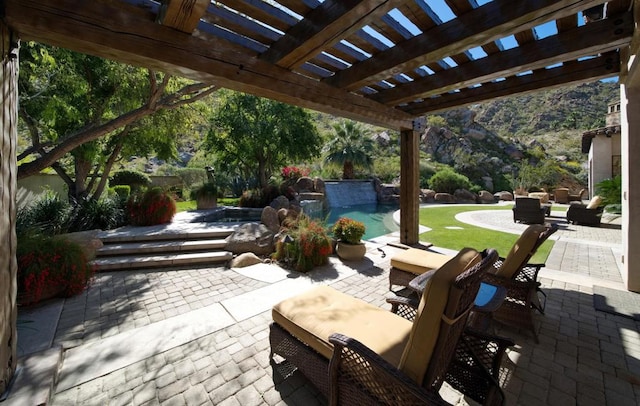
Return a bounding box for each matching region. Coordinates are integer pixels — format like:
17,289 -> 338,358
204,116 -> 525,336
620,84 -> 640,292
0,23 -> 18,395
399,126 -> 420,245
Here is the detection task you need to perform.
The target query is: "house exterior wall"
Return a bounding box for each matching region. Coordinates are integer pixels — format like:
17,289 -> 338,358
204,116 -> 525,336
0,25 -> 18,395
621,84 -> 640,292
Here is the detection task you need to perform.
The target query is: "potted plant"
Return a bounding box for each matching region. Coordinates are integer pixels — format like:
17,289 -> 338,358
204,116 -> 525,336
191,182 -> 218,210
332,217 -> 366,261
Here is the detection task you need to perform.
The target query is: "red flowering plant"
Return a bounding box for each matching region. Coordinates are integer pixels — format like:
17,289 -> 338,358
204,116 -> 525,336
272,214 -> 332,272
127,187 -> 177,226
17,234 -> 95,306
281,165 -> 310,181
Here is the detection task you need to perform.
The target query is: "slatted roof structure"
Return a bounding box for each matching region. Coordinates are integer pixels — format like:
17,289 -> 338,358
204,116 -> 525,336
3,0 -> 634,131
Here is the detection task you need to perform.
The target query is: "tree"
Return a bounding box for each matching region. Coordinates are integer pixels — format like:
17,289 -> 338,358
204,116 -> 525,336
205,91 -> 322,189
18,42 -> 217,201
323,120 -> 374,179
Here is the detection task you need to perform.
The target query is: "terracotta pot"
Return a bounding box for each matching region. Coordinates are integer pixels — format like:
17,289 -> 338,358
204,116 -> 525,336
196,196 -> 217,210
336,241 -> 366,261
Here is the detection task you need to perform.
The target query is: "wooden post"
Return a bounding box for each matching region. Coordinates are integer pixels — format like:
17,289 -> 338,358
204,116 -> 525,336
0,22 -> 18,395
399,122 -> 421,245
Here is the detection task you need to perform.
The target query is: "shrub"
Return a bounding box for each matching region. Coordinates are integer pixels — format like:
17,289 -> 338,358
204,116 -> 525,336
111,170 -> 151,192
68,196 -> 126,232
428,169 -> 472,194
111,185 -> 131,200
17,192 -> 71,236
332,217 -> 366,244
281,166 -> 310,181
190,182 -> 218,200
272,215 -> 332,272
596,175 -> 622,205
17,234 -> 94,305
175,167 -> 208,189
127,188 -> 177,226
238,185 -> 283,208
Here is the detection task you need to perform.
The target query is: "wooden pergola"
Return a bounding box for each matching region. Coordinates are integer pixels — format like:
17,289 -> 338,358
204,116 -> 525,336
2,0 -> 640,395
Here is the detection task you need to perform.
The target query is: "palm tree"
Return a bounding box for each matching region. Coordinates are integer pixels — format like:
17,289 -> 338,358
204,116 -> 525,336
323,120 -> 374,179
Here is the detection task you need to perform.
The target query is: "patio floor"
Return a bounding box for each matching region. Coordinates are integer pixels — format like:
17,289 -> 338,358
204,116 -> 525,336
14,206 -> 640,405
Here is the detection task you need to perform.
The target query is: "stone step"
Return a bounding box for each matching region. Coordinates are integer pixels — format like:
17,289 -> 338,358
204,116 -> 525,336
91,251 -> 233,272
97,239 -> 228,256
98,228 -> 234,244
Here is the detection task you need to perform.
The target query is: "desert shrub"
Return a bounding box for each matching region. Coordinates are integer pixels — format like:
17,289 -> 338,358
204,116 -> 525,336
127,188 -> 177,226
68,196 -> 126,232
17,192 -> 71,236
111,170 -> 151,192
238,185 -> 283,208
110,185 -> 131,200
17,234 -> 94,305
428,169 -> 472,194
272,214 -> 332,272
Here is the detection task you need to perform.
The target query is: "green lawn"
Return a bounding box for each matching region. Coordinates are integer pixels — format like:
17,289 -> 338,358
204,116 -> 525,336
418,205 -> 554,263
175,198 -> 240,212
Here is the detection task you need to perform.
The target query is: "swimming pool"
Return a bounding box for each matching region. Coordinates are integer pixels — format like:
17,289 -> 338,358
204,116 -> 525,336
323,203 -> 399,240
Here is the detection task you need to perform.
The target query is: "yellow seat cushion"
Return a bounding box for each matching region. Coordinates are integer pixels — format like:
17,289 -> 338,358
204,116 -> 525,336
495,224 -> 546,279
399,248 -> 481,384
272,285 -> 412,366
586,195 -> 602,209
390,248 -> 454,276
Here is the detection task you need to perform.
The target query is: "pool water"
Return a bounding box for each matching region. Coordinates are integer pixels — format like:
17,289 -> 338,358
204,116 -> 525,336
323,203 -> 399,240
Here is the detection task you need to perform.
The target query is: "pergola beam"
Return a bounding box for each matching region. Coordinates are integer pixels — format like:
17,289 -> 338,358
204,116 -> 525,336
260,0 -> 404,69
400,52 -> 620,115
325,0 -> 607,91
5,0 -> 413,130
158,0 -> 210,33
374,13 -> 632,105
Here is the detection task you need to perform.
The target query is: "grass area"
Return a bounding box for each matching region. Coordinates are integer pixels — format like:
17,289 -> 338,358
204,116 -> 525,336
175,198 -> 241,212
419,205 -> 553,263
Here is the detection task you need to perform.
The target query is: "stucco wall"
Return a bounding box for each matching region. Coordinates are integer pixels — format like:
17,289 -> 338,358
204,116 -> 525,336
0,26 -> 18,395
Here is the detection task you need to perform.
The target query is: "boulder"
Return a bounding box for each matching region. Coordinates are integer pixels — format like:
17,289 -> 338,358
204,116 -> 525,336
420,189 -> 436,203
294,176 -> 315,193
261,206 -> 280,233
61,230 -> 103,260
454,189 -> 477,204
226,223 -> 274,256
229,252 -> 264,268
478,190 -> 496,204
434,193 -> 455,204
270,195 -> 290,210
494,191 -> 514,201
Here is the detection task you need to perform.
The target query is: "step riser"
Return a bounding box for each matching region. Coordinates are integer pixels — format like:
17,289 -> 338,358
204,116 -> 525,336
92,252 -> 233,272
97,240 -> 227,256
99,230 -> 233,244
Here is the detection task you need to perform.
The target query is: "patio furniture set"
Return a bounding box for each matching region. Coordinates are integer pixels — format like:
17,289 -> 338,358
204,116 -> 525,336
269,223 -> 558,405
513,189 -> 604,227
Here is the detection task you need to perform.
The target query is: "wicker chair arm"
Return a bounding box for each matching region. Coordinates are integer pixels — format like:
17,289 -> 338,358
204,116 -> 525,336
386,295 -> 419,321
328,333 -> 448,405
513,263 -> 545,284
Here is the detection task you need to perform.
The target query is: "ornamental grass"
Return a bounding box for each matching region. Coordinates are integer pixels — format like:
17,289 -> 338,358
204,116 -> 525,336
273,214 -> 332,272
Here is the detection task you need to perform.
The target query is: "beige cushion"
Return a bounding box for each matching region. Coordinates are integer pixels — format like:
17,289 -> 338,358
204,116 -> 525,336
398,248 -> 481,385
586,195 -> 602,209
390,248 -> 454,276
495,224 -> 546,279
528,192 -> 549,203
272,285 -> 412,366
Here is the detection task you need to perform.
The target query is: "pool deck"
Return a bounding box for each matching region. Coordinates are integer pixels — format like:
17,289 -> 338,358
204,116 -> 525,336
11,203 -> 640,406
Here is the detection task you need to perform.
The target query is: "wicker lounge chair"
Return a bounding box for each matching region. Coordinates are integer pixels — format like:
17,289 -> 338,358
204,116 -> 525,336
388,248 -> 454,290
552,187 -> 569,204
270,248 -> 499,405
567,195 -> 603,226
512,197 -> 546,224
568,188 -> 587,202
482,223 -> 558,343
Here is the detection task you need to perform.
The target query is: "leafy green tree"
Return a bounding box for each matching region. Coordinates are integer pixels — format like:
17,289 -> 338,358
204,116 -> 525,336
18,42 -> 217,201
323,120 -> 374,179
205,91 -> 322,189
